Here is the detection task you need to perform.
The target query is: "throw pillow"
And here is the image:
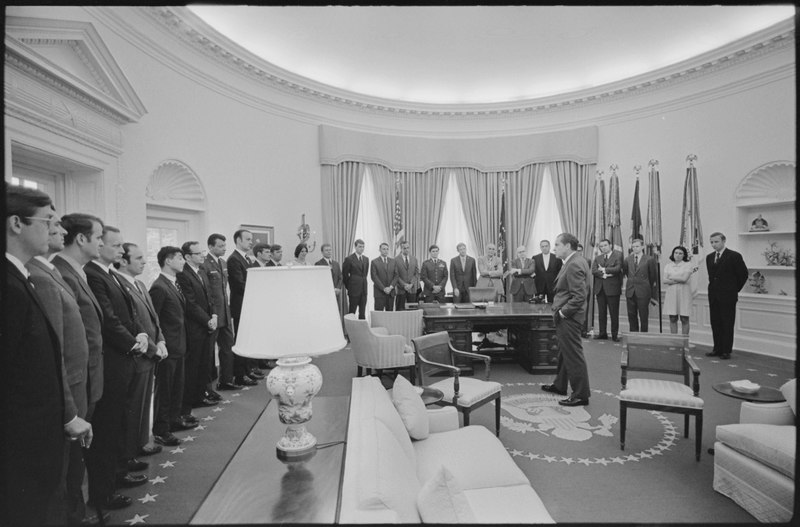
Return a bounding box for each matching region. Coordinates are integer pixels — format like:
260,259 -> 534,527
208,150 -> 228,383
417,465 -> 476,523
780,378 -> 796,416
392,374 -> 429,440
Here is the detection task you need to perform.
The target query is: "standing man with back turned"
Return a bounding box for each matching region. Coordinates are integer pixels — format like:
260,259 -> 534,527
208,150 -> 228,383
705,232 -> 748,360
541,233 -> 591,407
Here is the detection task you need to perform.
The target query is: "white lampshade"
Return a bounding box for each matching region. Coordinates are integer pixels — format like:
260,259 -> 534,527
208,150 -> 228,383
233,266 -> 346,359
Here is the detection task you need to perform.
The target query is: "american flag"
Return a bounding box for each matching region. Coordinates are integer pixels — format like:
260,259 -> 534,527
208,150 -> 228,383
393,174 -> 405,254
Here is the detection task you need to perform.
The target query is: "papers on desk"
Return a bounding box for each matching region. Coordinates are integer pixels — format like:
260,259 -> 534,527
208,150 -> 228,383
453,303 -> 476,309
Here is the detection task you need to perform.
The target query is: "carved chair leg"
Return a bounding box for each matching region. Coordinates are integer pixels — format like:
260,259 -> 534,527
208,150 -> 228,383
684,414 -> 690,438
620,402 -> 627,451
695,412 -> 703,462
357,366 -> 363,377
495,397 -> 501,437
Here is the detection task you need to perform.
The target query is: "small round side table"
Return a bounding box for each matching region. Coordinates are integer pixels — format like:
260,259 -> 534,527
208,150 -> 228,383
708,381 -> 786,454
419,386 -> 444,406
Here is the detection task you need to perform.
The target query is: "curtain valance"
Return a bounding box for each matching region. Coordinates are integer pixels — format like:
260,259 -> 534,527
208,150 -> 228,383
319,125 -> 598,172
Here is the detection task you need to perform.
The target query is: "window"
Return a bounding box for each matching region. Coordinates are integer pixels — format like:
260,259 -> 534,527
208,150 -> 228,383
527,165 -> 564,253
433,171 -> 474,294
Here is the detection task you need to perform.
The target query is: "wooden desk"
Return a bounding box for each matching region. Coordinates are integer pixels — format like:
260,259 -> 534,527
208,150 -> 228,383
191,396 -> 349,524
421,302 -> 558,374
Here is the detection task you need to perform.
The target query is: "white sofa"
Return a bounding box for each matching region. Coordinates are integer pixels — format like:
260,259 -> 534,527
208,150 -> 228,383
713,378 -> 795,523
339,376 -> 554,523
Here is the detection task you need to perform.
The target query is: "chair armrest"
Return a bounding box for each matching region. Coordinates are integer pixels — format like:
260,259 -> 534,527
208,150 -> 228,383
684,355 -> 701,395
427,406 -> 459,433
620,350 -> 628,389
417,354 -> 460,375
739,401 -> 795,425
450,344 -> 492,379
371,326 -> 389,336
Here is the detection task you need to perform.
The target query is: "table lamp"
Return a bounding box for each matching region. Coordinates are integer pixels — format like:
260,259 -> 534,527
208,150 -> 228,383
233,266 -> 346,459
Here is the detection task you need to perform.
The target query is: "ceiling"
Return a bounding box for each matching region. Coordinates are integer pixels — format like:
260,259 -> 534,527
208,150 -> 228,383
186,5 -> 794,105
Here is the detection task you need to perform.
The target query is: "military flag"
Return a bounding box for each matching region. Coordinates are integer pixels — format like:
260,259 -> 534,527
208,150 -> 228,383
606,165 -> 624,254
630,171 -> 643,246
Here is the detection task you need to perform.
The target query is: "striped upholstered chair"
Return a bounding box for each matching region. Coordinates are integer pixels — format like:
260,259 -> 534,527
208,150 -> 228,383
619,333 -> 703,460
369,309 -> 424,346
344,314 -> 416,383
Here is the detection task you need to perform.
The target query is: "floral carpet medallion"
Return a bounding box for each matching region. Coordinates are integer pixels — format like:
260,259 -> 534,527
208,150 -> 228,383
500,382 -> 679,467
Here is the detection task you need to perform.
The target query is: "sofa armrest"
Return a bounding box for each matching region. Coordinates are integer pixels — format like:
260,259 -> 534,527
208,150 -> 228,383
739,401 -> 795,425
427,406 -> 459,433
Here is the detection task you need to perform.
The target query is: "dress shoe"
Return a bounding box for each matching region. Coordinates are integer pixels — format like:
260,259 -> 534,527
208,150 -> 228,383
581,331 -> 591,338
248,369 -> 265,379
705,350 -> 720,357
593,334 -> 608,340
139,444 -> 162,456
192,397 -> 218,408
154,433 -> 181,447
720,353 -> 731,360
217,381 -> 242,391
81,510 -> 111,525
116,473 -> 148,488
541,384 -> 567,396
611,336 -> 620,342
205,389 -> 223,401
235,375 -> 258,386
89,493 -> 132,510
558,397 -> 589,407
181,413 -> 199,423
171,419 -> 199,432
126,458 -> 148,472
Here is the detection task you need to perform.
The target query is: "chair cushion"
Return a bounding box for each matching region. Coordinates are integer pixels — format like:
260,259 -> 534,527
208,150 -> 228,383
620,378 -> 704,408
716,423 -> 795,479
779,379 -> 796,417
429,377 -> 502,407
416,465 -> 476,523
392,374 -> 429,440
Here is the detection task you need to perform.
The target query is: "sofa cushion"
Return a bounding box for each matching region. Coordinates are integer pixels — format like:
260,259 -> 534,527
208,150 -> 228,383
357,417 -> 421,523
463,485 -> 555,524
362,376 -> 417,464
414,425 -> 530,490
716,424 -> 795,479
392,374 -> 429,440
417,465 -> 476,523
780,379 -> 796,417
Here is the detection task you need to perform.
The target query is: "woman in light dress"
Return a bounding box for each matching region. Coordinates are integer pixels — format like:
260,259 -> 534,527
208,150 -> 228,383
663,245 -> 697,335
289,243 -> 310,266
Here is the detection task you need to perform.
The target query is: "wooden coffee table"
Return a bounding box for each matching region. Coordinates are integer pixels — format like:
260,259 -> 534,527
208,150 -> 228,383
708,382 -> 786,454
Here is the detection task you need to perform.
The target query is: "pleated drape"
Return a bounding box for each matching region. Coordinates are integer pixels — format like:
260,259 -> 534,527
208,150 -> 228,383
453,168 -> 502,253
404,168 -> 449,259
505,163 -> 545,257
367,163 -> 395,246
549,161 -> 597,257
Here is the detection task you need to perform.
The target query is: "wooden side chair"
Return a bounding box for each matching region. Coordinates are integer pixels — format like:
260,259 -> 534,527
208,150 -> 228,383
344,314 -> 416,383
620,333 -> 704,460
411,331 -> 502,436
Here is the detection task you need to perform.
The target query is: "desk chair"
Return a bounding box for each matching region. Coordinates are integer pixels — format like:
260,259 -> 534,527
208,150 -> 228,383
344,314 -> 416,383
468,287 -> 508,354
620,333 -> 703,460
412,331 -> 502,436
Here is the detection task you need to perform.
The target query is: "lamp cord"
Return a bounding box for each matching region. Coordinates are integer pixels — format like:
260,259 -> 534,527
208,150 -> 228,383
316,440 -> 346,450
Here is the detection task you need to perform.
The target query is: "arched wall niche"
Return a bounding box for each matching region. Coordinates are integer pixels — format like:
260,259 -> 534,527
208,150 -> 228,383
145,159 -> 207,210
734,161 -> 796,202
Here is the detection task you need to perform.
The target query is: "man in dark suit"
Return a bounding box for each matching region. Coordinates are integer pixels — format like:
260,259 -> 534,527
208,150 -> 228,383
27,212 -> 94,525
205,233 -> 246,391
226,229 -> 262,383
533,239 -> 562,303
342,239 -> 369,318
370,242 -> 398,311
266,244 -> 283,266
394,241 -> 419,310
541,233 -> 591,407
3,185 -> 67,525
420,245 -> 448,303
149,246 -> 188,447
706,232 -> 749,360
450,242 -> 477,303
84,226 -> 150,511
253,242 -> 272,266
52,212 -> 107,524
591,238 -> 623,341
316,243 -> 344,313
179,241 -> 219,415
508,245 -> 537,302
622,238 -> 658,332
115,243 -> 165,475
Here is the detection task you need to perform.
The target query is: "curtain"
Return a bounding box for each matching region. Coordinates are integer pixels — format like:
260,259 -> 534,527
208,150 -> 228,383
453,168 -> 502,254
403,168 -> 449,260
505,163 -> 544,258
549,161 -> 597,257
367,163 -> 395,246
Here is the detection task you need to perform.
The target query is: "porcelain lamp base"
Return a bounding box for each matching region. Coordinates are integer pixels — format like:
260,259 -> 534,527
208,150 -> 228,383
266,356 -> 323,458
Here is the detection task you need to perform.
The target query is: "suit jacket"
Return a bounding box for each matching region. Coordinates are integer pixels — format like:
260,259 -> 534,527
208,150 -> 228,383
622,253 -> 658,300
52,254 -> 104,407
177,264 -> 215,333
265,260 -> 280,267
509,257 -> 536,295
85,261 -> 141,356
533,253 -> 562,297
552,253 -> 590,322
227,250 -> 255,321
314,257 -> 343,290
420,258 -> 448,292
123,276 -> 164,360
3,260 -> 65,497
394,254 -> 420,295
706,248 -> 749,302
27,258 -> 90,421
370,256 -> 398,294
149,275 -> 187,357
204,254 -> 231,327
450,255 -> 477,292
342,253 -> 369,297
591,250 -> 624,296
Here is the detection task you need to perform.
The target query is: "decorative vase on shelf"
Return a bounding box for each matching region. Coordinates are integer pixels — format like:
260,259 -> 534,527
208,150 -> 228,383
748,271 -> 768,294
763,241 -> 795,266
749,214 -> 769,232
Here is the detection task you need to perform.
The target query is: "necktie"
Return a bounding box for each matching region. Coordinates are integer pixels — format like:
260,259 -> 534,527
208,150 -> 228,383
604,254 -> 608,264
715,252 -> 720,264
405,256 -> 409,267
383,257 -> 387,266
634,255 -> 640,270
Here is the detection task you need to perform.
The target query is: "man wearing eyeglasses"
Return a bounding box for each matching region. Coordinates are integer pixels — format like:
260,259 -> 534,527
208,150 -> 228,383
4,183 -> 67,525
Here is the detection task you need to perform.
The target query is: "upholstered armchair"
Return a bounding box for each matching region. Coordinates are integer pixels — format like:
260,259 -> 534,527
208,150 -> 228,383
370,309 -> 424,345
344,314 -> 416,382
